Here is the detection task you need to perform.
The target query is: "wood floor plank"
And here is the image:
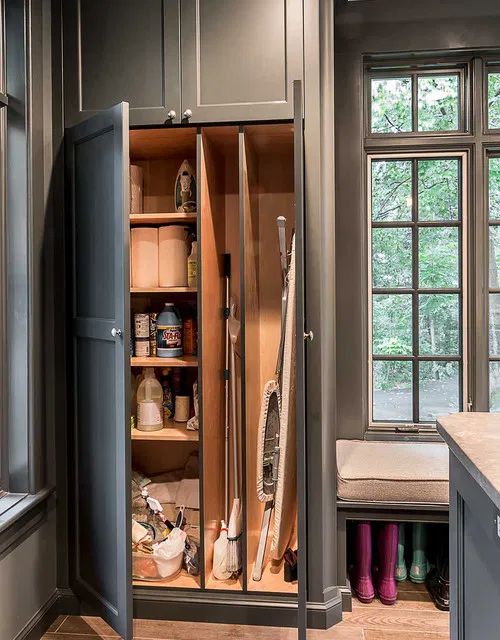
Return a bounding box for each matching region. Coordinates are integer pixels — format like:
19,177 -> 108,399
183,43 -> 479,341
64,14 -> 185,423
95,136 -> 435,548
340,607 -> 449,634
45,616 -> 67,633
42,635 -> 118,640
55,615 -> 120,637
364,630 -> 449,640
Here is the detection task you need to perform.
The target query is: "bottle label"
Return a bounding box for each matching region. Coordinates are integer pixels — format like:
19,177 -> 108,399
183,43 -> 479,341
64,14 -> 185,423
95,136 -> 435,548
157,324 -> 182,350
134,314 -> 150,338
138,400 -> 162,426
135,338 -> 150,357
188,260 -> 197,284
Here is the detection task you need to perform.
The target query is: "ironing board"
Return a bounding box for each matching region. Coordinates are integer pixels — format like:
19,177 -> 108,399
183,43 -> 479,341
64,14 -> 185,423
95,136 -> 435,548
271,235 -> 297,560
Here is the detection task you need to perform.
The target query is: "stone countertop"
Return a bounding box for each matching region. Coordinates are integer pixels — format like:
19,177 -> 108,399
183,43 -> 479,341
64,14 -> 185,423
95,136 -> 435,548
437,412 -> 500,511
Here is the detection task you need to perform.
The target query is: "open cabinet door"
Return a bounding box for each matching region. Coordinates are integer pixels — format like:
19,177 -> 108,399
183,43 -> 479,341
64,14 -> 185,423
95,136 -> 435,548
66,103 -> 132,640
294,81 -> 308,640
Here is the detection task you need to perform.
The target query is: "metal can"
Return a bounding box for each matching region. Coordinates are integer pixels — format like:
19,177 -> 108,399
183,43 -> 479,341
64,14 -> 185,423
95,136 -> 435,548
149,312 -> 158,357
134,338 -> 150,357
134,313 -> 150,338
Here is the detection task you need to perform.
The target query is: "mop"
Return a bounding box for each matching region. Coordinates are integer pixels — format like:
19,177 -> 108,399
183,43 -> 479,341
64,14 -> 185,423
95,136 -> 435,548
253,217 -> 289,581
226,299 -> 242,575
213,255 -> 232,581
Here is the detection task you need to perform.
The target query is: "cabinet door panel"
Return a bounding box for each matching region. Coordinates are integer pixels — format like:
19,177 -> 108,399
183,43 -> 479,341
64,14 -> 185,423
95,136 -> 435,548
66,103 -> 132,640
181,0 -> 303,123
63,0 -> 180,127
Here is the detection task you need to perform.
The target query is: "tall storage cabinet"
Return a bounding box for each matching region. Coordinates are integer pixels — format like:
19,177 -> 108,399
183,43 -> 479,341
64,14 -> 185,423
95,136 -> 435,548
62,0 -> 303,127
66,89 -> 307,639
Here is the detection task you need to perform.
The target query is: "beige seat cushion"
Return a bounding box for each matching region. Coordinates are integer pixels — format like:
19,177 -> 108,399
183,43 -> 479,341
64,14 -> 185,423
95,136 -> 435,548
337,440 -> 449,505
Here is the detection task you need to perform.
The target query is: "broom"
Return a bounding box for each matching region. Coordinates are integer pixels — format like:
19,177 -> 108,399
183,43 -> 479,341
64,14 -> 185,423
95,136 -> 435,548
226,299 -> 242,574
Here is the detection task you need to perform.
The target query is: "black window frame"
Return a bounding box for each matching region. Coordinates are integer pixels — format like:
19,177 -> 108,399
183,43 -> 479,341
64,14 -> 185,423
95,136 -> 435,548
366,62 -> 470,139
367,151 -> 469,433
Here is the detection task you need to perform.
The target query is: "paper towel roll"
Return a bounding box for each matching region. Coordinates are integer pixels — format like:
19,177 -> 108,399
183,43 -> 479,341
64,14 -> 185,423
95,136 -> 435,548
130,165 -> 144,214
158,226 -> 188,287
131,227 -> 159,288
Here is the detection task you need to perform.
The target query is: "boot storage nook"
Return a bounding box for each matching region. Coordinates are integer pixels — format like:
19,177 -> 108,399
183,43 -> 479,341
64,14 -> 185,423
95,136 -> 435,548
66,102 -> 305,636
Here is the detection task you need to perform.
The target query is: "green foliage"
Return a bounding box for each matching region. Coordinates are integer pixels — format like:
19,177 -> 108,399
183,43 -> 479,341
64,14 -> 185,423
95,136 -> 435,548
372,228 -> 412,288
371,160 -> 412,221
418,159 -> 459,220
417,75 -> 459,132
489,157 -> 500,220
372,294 -> 412,356
488,73 -> 500,130
419,227 -> 459,288
371,77 -> 412,133
419,294 -> 459,356
489,362 -> 500,412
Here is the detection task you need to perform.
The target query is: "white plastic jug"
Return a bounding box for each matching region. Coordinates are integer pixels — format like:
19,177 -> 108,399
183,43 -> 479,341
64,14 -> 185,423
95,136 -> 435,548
158,226 -> 189,287
136,368 -> 163,431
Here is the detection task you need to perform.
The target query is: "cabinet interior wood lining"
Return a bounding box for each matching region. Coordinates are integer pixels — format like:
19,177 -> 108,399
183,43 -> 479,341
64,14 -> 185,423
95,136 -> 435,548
130,123 -> 297,596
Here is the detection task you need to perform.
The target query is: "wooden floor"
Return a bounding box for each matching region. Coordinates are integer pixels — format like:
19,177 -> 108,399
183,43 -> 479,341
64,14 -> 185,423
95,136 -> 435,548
41,583 -> 449,640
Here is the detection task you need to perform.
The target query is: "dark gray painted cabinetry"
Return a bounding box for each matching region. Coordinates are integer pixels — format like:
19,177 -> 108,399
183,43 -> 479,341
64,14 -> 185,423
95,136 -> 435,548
180,0 -> 303,123
63,0 -> 180,127
63,0 -> 303,127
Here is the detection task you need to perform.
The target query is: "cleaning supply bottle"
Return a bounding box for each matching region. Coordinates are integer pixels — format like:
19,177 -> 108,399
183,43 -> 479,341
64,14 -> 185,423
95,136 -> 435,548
187,240 -> 198,288
157,303 -> 183,357
161,368 -> 174,426
136,368 -> 163,431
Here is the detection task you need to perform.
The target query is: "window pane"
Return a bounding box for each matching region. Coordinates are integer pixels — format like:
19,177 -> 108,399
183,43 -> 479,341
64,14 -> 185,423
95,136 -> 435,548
417,75 -> 459,132
489,362 -> 500,412
373,360 -> 413,421
371,77 -> 412,134
418,158 -> 459,221
419,361 -> 459,421
371,160 -> 412,222
372,228 -> 412,288
372,294 -> 412,355
419,294 -> 459,355
489,157 -> 500,220
489,226 -> 500,288
488,72 -> 500,130
419,227 -> 459,289
489,294 -> 500,356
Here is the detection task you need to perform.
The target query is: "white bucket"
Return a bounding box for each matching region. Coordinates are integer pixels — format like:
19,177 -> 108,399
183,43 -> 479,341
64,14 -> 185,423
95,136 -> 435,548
158,226 -> 189,287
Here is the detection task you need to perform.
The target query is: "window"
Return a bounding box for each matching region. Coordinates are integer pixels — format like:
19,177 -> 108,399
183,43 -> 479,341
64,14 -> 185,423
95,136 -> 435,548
368,153 -> 467,429
489,156 -> 500,410
368,68 -> 465,135
487,69 -> 500,130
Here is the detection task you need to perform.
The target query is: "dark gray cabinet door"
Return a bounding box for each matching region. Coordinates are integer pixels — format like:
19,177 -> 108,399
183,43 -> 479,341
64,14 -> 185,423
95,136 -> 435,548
180,0 -> 303,123
294,81 -> 307,640
66,103 -> 132,640
63,0 -> 180,127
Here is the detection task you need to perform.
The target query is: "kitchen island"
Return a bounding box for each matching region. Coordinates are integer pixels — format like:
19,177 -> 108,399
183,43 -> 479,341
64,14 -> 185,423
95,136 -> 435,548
437,412 -> 500,640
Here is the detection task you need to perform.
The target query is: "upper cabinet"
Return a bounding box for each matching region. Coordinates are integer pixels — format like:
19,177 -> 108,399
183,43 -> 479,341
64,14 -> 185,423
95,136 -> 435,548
63,0 -> 303,127
180,0 -> 303,123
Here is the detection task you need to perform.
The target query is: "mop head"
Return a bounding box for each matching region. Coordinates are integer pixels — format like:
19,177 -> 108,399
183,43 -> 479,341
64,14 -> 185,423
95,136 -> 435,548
226,498 -> 242,574
213,520 -> 232,580
256,379 -> 281,503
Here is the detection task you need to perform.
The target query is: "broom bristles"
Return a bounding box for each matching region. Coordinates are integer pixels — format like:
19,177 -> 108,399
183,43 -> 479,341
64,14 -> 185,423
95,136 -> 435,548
226,498 -> 242,574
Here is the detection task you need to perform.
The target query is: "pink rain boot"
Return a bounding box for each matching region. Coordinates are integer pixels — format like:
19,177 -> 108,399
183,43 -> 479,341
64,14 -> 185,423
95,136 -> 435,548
351,522 -> 375,603
376,523 -> 398,605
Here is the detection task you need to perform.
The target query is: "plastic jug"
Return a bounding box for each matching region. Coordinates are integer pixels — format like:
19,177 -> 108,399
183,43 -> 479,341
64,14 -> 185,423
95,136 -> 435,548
157,304 -> 183,357
136,368 -> 163,431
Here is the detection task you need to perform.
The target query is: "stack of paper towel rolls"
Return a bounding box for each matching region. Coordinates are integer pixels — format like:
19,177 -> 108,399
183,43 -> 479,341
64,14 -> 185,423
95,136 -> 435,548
131,225 -> 189,288
131,228 -> 159,287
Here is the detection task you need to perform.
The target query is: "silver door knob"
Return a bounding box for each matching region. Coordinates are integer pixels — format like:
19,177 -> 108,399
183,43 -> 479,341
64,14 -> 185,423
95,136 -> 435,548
167,109 -> 176,120
183,108 -> 192,119
111,327 -> 123,338
304,330 -> 314,342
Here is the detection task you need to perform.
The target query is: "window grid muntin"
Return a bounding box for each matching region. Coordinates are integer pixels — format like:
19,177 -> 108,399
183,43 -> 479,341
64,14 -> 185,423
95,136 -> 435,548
488,155 -> 500,410
367,66 -> 467,138
369,154 -> 466,427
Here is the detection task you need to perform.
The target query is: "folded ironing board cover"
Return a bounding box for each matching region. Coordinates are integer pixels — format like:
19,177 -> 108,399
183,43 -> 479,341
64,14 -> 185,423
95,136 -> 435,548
271,235 -> 297,560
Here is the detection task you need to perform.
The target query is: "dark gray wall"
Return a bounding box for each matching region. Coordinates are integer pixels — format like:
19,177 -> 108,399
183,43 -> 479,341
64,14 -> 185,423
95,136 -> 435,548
334,0 -> 500,440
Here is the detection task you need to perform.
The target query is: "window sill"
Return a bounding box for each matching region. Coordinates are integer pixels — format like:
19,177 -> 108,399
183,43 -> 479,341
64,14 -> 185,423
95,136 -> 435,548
0,487 -> 55,556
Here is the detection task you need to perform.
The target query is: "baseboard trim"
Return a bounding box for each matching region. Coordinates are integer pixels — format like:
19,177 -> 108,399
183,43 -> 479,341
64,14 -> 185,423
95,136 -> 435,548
15,588 -> 79,640
306,590 -> 343,629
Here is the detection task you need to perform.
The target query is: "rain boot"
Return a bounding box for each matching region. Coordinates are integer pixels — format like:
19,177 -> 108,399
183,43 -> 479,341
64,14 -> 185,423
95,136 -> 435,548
376,522 -> 398,605
395,523 -> 407,582
351,522 -> 375,603
410,523 -> 429,583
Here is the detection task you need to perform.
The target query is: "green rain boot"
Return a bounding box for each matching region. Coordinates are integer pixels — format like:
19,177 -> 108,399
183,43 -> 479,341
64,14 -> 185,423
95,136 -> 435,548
410,523 -> 429,583
395,523 -> 407,582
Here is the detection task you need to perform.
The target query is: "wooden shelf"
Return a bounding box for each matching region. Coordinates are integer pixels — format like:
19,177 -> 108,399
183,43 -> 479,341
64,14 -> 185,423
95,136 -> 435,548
129,212 -> 197,225
133,571 -> 201,590
130,286 -> 197,294
131,355 -> 198,368
205,571 -> 243,591
131,424 -> 198,442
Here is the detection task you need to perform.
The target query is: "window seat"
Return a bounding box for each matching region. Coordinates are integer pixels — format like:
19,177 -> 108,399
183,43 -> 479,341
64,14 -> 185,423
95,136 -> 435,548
337,440 -> 449,506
